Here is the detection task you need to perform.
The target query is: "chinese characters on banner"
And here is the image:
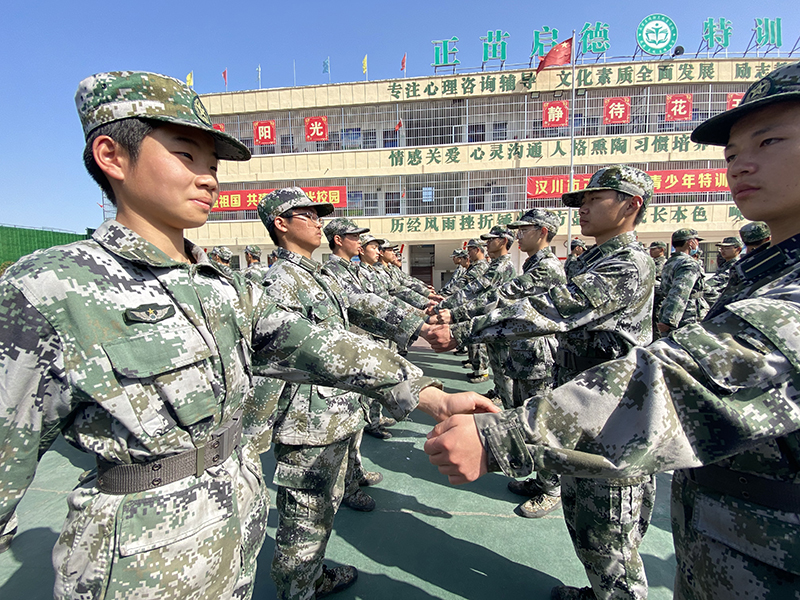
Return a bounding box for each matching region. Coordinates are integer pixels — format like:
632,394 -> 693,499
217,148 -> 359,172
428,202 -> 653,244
305,116 -> 329,141
212,123 -> 225,132
253,120 -> 277,145
526,168 -> 728,198
214,186 -> 347,212
543,100 -> 569,127
727,92 -> 745,110
603,96 -> 631,124
665,93 -> 693,121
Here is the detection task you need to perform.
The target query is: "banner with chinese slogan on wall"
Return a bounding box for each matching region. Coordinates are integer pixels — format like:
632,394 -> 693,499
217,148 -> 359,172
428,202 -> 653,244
727,92 -> 745,110
526,169 -> 728,199
253,120 -> 277,145
305,116 -> 329,141
603,97 -> 631,124
665,93 -> 693,121
213,186 -> 347,212
543,100 -> 569,127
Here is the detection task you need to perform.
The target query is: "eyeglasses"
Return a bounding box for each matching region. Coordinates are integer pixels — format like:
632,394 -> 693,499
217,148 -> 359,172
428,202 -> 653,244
288,211 -> 322,224
516,225 -> 540,239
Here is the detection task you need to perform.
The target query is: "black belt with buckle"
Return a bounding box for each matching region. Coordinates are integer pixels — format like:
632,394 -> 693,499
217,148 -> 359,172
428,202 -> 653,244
96,409 -> 243,495
686,464 -> 800,513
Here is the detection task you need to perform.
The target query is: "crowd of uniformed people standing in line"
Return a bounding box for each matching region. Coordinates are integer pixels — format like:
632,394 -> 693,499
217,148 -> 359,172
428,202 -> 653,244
1,62 -> 799,600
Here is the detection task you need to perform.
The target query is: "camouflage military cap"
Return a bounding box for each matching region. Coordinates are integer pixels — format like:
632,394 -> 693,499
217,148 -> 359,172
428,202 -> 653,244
379,240 -> 395,250
693,61 -> 800,146
211,246 -> 232,262
359,233 -> 385,247
323,217 -> 369,242
257,187 -> 334,229
562,165 -> 653,209
671,228 -> 703,244
716,236 -> 743,248
480,225 -> 515,242
450,248 -> 467,258
466,238 -> 485,249
649,241 -> 667,249
75,71 -> 250,161
739,221 -> 771,243
570,238 -> 587,249
244,245 -> 262,257
508,209 -> 560,234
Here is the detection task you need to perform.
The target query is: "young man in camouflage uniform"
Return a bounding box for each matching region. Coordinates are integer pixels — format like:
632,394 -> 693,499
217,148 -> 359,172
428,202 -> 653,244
441,249 -> 467,295
379,241 -> 435,297
428,165 -> 657,599
648,241 -> 668,328
426,61 -> 800,600
704,237 -> 742,305
242,244 -> 270,284
258,189 -> 442,598
0,71 -> 497,600
657,228 -> 709,335
564,238 -> 587,278
209,245 -> 233,266
740,220 -> 771,255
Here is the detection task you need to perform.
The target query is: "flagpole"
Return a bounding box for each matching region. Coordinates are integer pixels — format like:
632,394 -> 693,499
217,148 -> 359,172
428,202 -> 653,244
257,64 -> 261,90
328,56 -> 331,84
566,30 -> 576,252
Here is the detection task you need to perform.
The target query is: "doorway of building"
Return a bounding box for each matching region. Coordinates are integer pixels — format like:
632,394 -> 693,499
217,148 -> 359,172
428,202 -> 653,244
409,244 -> 435,285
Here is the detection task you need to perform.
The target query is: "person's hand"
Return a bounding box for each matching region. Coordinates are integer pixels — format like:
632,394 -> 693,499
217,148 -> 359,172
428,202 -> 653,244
428,293 -> 445,302
426,324 -> 457,352
425,301 -> 438,315
656,322 -> 671,334
436,309 -> 452,325
424,415 -> 489,484
417,387 -> 500,422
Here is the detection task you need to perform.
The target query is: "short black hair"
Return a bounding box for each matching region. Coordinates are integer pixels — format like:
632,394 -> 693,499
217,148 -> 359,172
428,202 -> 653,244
82,118 -> 158,205
268,209 -> 295,246
614,191 -> 646,225
545,228 -> 556,243
328,237 -> 338,251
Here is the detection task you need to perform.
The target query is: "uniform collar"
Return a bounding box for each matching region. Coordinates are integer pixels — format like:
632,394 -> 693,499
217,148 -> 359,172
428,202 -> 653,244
582,230 -> 638,263
735,234 -> 800,283
275,246 -> 321,275
92,220 -> 231,278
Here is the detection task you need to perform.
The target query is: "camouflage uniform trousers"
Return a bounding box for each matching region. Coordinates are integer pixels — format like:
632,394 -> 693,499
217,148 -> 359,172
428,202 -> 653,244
561,475 -> 656,600
53,447 -> 268,600
487,341 -> 514,407
468,343 -> 489,376
271,437 -> 353,600
365,337 -> 395,430
670,471 -> 800,600
512,377 -> 560,497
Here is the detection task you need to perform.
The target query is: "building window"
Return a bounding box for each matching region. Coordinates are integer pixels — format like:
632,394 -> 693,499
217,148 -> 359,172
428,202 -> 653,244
492,122 -> 508,141
468,187 -> 485,212
364,192 -> 379,216
317,131 -> 341,152
280,134 -> 294,153
342,128 -> 361,150
491,186 -> 507,211
363,129 -> 377,149
385,192 -> 401,214
468,124 -> 486,143
383,130 -> 399,148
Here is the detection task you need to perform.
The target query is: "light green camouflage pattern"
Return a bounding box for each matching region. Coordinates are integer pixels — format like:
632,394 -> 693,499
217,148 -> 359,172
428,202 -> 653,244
474,233 -> 800,599
658,252 -> 708,328
562,165 -> 653,209
211,245 -> 233,262
386,263 -> 430,295
704,254 -> 740,306
368,262 -> 429,310
649,241 -> 667,250
440,264 -> 466,295
740,221 -> 771,245
717,237 -> 742,248
508,208 -> 561,233
242,261 -> 271,285
244,245 -> 262,257
671,228 -> 703,244
439,256 -> 504,311
323,217 -> 369,242
0,221 -> 435,600
258,187 -> 334,229
480,225 -> 514,242
75,71 -> 250,161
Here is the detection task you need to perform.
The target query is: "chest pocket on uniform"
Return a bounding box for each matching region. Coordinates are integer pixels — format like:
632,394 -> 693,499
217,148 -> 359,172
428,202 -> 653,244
103,325 -> 219,433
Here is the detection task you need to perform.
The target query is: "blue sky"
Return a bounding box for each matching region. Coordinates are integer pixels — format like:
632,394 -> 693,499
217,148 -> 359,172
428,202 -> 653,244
2,0 -> 796,233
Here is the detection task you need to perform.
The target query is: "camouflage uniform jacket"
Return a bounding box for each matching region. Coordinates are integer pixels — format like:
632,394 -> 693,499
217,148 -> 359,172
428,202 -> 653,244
658,252 -> 709,328
0,221 -> 435,599
474,233 -> 800,579
439,257 -> 499,309
386,263 -> 429,295
453,231 -> 655,366
356,261 -> 426,316
704,255 -> 740,306
453,249 -> 565,381
364,263 -> 429,309
242,261 -> 271,285
652,254 -> 667,300
563,254 -> 582,280
440,264 -> 466,295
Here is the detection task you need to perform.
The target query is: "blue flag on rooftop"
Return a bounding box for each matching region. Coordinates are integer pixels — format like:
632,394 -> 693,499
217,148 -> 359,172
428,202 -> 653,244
322,58 -> 330,74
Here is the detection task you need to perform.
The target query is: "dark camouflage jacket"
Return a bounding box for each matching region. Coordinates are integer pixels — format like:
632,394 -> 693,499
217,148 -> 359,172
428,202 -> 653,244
658,252 -> 709,328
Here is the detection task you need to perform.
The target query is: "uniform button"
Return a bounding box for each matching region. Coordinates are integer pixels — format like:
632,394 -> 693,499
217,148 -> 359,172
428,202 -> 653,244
152,478 -> 162,486
211,440 -> 220,449
212,455 -> 220,463
738,476 -> 748,485
152,463 -> 162,471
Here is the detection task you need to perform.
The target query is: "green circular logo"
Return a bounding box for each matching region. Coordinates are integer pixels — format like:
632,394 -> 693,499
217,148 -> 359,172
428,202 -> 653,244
637,14 -> 678,56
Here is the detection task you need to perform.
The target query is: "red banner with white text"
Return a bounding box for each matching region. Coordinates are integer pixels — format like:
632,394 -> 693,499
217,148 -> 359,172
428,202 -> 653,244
213,186 -> 348,211
526,169 -> 729,199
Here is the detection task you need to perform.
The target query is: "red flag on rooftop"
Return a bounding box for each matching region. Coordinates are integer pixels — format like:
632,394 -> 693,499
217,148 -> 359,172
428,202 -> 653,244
222,69 -> 228,86
536,37 -> 573,74
401,53 -> 406,71
395,118 -> 403,131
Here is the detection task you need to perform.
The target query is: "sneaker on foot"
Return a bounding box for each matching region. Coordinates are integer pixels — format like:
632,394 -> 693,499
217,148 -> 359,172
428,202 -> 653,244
0,527 -> 16,554
364,427 -> 392,440
316,565 -> 359,598
550,585 -> 596,600
359,471 -> 384,486
467,373 -> 489,383
454,348 -> 468,355
507,477 -> 546,497
379,417 -> 397,427
342,489 -> 376,512
518,494 -> 562,518
461,360 -> 473,368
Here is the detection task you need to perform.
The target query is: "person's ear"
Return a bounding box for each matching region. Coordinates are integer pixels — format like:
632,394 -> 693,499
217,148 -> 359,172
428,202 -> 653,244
93,135 -> 129,183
